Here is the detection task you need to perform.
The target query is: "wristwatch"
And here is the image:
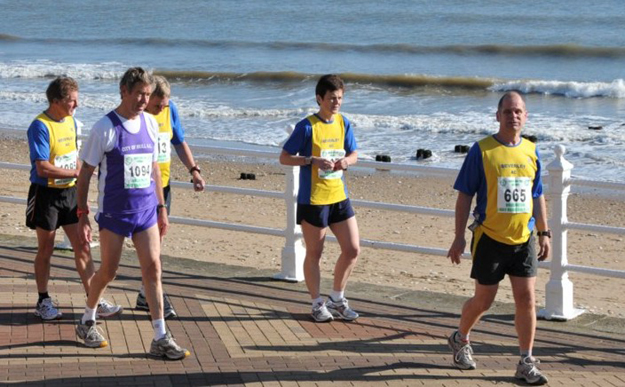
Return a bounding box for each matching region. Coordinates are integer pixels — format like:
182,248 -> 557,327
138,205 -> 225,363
304,156 -> 312,166
189,165 -> 201,175
537,230 -> 552,238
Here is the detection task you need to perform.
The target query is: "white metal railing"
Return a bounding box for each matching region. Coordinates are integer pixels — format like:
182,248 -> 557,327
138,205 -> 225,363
2,144 -> 625,320
539,145 -> 625,320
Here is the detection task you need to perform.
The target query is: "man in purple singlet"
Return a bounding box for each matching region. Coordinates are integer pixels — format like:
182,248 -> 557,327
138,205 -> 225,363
74,67 -> 190,360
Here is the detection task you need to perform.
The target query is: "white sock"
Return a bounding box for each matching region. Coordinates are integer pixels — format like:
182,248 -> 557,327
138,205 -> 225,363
139,284 -> 145,297
312,297 -> 324,308
330,290 -> 344,302
81,306 -> 97,325
152,318 -> 167,341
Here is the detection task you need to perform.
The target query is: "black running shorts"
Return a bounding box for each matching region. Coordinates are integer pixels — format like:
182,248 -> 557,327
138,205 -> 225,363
25,184 -> 78,231
470,231 -> 538,285
297,198 -> 355,228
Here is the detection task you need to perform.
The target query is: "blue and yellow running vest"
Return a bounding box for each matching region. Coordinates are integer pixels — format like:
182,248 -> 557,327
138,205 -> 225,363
34,113 -> 78,188
455,135 -> 542,246
154,106 -> 174,187
308,114 -> 349,205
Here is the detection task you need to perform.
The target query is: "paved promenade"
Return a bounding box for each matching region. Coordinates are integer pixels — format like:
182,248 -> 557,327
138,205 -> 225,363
0,234 -> 623,386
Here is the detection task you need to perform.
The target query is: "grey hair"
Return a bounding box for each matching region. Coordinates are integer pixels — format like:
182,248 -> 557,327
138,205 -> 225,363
119,67 -> 153,94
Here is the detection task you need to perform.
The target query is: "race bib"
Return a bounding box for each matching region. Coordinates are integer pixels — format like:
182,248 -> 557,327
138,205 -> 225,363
318,149 -> 346,180
497,177 -> 531,213
124,153 -> 152,189
157,132 -> 171,163
53,150 -> 77,186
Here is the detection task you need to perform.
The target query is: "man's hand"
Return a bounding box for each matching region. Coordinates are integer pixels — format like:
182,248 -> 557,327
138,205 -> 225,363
78,215 -> 92,244
537,235 -> 551,261
447,236 -> 466,265
314,157 -> 334,171
157,207 -> 169,242
333,158 -> 349,171
192,173 -> 205,192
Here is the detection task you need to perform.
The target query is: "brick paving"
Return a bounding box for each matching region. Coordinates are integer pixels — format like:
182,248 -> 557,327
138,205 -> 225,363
0,236 -> 623,386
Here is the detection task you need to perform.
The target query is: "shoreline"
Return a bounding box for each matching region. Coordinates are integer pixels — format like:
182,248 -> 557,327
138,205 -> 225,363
1,134 -> 624,318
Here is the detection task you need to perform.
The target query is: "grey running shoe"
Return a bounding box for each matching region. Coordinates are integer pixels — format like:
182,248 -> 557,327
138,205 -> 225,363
326,297 -> 359,321
515,356 -> 548,385
34,298 -> 62,320
149,332 -> 190,360
76,320 -> 108,348
447,331 -> 477,370
135,292 -> 177,319
163,294 -> 177,319
135,292 -> 149,311
311,302 -> 334,322
97,298 -> 123,318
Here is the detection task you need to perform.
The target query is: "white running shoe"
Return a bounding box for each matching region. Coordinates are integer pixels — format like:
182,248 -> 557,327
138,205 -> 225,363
447,331 -> 477,370
311,302 -> 334,322
76,320 -> 108,348
97,298 -> 123,318
326,297 -> 359,321
149,332 -> 190,360
515,356 -> 548,385
34,298 -> 62,320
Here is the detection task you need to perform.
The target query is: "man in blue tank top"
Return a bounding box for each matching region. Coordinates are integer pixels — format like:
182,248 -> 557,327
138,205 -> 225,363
74,68 -> 190,360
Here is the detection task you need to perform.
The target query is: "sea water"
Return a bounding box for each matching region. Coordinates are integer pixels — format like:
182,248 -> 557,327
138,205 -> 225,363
1,0 -> 624,180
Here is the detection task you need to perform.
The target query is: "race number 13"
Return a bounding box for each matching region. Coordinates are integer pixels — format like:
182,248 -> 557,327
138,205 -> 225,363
497,177 -> 531,213
157,132 -> 171,163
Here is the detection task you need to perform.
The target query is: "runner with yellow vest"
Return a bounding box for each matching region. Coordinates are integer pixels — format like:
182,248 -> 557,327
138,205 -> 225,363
280,74 -> 361,323
446,91 -> 550,385
135,75 -> 205,319
26,77 -> 122,321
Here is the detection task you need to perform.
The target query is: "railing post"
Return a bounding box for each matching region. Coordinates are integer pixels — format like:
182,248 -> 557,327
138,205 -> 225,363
538,145 -> 584,320
274,165 -> 305,282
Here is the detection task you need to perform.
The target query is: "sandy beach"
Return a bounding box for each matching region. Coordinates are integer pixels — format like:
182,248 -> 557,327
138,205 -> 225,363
1,134 -> 623,318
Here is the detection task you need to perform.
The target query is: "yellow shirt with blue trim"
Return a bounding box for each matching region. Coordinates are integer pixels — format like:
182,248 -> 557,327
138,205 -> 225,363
152,100 -> 186,187
27,112 -> 78,188
453,135 -> 543,245
283,113 -> 357,205
154,105 -> 174,187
